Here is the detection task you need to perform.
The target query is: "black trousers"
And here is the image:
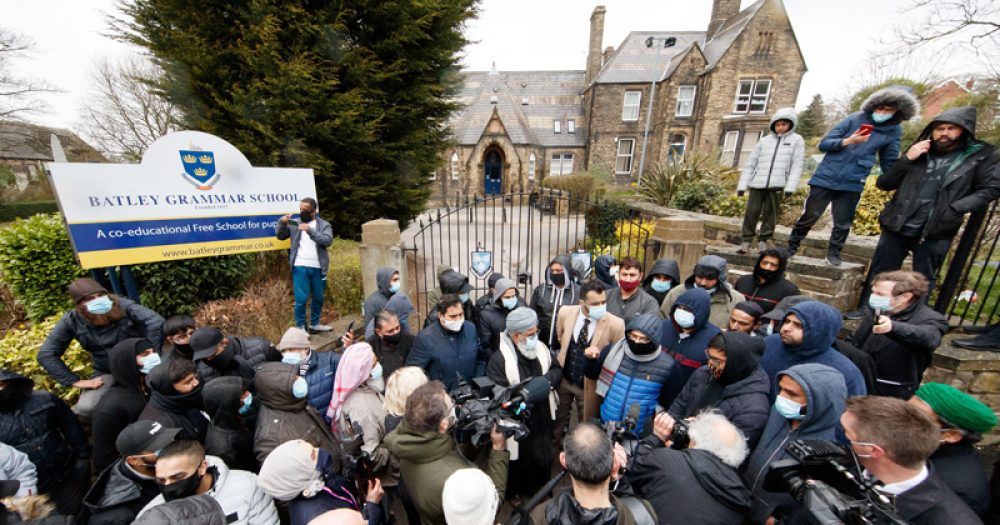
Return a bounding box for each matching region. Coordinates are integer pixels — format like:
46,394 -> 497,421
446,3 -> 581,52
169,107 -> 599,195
742,189 -> 784,242
858,229 -> 952,306
787,186 -> 862,256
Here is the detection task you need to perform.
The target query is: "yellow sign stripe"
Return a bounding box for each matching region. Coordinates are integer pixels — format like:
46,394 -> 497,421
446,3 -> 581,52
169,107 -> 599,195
77,237 -> 290,269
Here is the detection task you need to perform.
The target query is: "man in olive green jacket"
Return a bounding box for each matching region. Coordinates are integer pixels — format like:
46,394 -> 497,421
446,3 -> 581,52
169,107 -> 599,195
384,381 -> 508,525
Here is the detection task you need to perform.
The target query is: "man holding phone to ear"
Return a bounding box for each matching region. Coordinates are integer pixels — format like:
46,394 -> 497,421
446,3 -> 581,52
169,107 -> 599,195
276,198 -> 334,332
786,85 -> 920,266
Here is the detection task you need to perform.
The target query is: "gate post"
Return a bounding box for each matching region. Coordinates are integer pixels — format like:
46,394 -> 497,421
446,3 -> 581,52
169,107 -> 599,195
360,219 -> 406,311
651,216 -> 705,277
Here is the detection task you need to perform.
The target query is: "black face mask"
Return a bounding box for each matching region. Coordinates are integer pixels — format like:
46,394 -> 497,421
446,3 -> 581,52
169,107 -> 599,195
0,387 -> 25,412
382,332 -> 402,346
550,272 -> 566,287
159,470 -> 204,501
754,267 -> 778,281
207,344 -> 235,369
299,211 -> 315,222
626,338 -> 657,356
173,343 -> 193,359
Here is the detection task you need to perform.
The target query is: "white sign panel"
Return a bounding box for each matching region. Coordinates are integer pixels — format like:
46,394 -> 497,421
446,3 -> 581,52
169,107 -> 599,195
47,130 -> 316,269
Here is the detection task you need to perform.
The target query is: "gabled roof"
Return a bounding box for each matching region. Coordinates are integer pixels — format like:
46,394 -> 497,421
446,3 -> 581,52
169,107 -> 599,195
448,70 -> 587,147
0,121 -> 105,162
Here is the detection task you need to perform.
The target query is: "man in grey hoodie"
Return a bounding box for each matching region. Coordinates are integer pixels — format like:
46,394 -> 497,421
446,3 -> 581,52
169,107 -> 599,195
363,267 -> 401,326
660,255 -> 745,329
531,255 -> 579,348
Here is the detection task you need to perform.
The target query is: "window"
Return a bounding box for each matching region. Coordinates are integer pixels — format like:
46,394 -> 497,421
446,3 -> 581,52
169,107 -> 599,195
667,134 -> 686,161
450,152 -> 459,180
553,120 -> 561,134
567,120 -> 575,134
739,131 -> 765,168
528,154 -> 536,180
550,153 -> 574,176
721,131 -> 740,167
675,86 -> 696,117
733,79 -> 771,114
429,170 -> 436,180
622,91 -> 641,121
615,139 -> 636,174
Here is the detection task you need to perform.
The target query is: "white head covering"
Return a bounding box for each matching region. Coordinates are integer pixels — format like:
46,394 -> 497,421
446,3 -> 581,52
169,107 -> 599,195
257,440 -> 324,501
442,468 -> 499,525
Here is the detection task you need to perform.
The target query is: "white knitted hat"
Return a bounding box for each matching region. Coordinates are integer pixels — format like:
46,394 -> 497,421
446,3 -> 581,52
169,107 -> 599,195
442,468 -> 499,525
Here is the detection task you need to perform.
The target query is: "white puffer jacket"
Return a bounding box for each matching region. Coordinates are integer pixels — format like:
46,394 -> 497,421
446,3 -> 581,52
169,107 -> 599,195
138,455 -> 279,525
737,107 -> 805,192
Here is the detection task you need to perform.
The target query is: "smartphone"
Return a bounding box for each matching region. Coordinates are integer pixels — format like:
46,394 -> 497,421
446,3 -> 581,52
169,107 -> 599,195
347,320 -> 356,334
857,124 -> 874,136
286,219 -> 299,227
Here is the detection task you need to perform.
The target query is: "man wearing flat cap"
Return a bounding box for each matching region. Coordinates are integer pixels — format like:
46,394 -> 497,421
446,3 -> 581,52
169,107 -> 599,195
909,382 -> 997,519
485,307 -> 561,500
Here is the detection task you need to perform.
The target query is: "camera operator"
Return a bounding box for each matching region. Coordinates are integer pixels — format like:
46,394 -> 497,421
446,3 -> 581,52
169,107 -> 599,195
486,307 -> 562,499
384,380 -> 508,525
528,422 -> 656,525
631,411 -> 751,524
909,383 -> 997,519
843,395 -> 982,525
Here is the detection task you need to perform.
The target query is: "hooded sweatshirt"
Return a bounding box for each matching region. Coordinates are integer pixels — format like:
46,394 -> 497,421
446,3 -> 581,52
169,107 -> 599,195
760,301 -> 867,399
425,269 -> 480,327
363,267 -> 398,326
594,255 -> 618,291
253,363 -> 337,464
660,255 -> 745,328
531,255 -> 580,347
734,249 -> 801,313
668,331 -> 771,447
478,278 -> 527,355
93,338 -> 154,472
737,107 -> 806,192
203,377 -> 256,472
745,363 -> 848,524
139,364 -> 209,442
364,292 -> 415,340
642,258 -> 681,306
659,288 -> 720,407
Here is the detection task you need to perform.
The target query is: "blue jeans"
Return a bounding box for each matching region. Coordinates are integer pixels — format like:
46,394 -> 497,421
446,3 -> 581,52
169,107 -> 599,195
293,266 -> 326,327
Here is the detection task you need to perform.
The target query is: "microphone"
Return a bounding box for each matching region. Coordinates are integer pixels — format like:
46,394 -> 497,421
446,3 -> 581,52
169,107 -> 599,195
501,376 -> 551,411
625,403 -> 641,430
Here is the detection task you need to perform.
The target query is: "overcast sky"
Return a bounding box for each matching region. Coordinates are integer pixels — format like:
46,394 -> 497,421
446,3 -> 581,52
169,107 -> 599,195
0,0 -> 978,131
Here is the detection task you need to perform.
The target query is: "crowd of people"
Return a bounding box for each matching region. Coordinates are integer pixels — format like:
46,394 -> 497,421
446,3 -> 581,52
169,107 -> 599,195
0,97 -> 999,525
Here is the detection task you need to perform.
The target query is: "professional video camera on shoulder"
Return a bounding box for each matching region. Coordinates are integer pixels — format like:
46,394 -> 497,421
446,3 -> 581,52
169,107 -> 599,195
764,439 -> 907,525
335,421 -> 374,518
448,375 -> 551,447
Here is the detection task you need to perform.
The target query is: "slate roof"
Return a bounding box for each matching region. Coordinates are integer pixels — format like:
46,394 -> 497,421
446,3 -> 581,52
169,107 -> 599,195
449,69 -> 587,147
0,121 -> 105,162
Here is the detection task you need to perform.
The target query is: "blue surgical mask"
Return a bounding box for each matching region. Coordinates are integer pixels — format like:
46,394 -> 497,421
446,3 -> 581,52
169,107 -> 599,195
868,294 -> 892,312
389,281 -> 401,294
871,111 -> 894,123
524,335 -> 539,351
501,297 -> 518,310
139,353 -> 161,375
370,362 -> 383,381
239,393 -> 253,415
774,394 -> 805,420
282,352 -> 302,366
458,293 -> 470,304
651,279 -> 672,293
86,295 -> 113,315
292,377 -> 308,399
673,309 -> 696,328
587,304 -> 606,322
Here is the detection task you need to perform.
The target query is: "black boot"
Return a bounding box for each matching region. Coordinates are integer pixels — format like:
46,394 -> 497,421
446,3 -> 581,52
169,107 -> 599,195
952,333 -> 1000,351
960,322 -> 1000,335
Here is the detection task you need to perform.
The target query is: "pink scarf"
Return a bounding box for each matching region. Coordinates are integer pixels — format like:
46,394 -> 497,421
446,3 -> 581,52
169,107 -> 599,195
327,343 -> 375,430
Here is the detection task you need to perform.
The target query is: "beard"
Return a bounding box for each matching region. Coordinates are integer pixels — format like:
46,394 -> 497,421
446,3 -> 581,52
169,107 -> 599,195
932,135 -> 961,152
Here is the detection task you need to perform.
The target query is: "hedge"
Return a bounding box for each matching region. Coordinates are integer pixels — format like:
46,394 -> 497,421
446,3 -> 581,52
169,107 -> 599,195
0,201 -> 59,222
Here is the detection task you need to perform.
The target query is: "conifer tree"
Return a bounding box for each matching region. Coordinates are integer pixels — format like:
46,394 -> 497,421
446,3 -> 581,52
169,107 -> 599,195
796,94 -> 826,141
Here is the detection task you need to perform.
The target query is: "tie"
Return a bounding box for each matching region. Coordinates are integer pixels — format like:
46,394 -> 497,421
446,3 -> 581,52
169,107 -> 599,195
579,318 -> 590,345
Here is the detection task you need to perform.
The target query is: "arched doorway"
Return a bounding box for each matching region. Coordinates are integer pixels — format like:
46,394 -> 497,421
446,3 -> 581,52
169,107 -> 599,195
483,148 -> 503,195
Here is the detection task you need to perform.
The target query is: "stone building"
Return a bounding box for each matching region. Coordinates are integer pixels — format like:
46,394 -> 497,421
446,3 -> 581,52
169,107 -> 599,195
434,0 -> 806,195
0,121 -> 105,200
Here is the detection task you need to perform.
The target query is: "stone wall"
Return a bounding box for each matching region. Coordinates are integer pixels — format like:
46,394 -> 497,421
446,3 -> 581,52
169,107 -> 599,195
923,342 -> 1000,442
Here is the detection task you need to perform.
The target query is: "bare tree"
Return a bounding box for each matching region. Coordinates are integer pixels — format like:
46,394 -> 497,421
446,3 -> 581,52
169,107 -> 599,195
0,28 -> 51,119
895,0 -> 1000,77
79,56 -> 180,162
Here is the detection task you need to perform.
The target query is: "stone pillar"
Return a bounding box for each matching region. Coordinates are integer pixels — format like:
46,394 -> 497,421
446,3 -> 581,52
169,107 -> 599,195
360,219 -> 405,301
651,217 -> 705,276
923,343 -> 1000,442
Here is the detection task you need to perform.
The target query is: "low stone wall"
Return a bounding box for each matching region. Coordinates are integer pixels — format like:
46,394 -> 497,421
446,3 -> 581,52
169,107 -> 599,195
923,339 -> 1000,442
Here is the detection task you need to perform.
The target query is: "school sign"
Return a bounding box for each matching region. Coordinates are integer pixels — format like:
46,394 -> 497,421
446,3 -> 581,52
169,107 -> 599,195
47,131 -> 316,269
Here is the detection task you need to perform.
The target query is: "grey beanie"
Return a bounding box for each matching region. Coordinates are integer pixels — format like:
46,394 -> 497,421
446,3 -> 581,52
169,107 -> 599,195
506,307 -> 538,334
492,278 -> 517,302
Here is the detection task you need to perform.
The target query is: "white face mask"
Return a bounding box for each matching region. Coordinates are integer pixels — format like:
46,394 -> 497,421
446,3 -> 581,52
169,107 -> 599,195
442,318 -> 464,332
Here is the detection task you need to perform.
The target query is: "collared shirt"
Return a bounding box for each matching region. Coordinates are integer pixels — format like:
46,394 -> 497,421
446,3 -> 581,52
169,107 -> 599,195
878,464 -> 929,496
573,311 -> 593,344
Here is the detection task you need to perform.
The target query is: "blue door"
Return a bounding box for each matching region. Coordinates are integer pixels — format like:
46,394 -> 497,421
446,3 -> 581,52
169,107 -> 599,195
484,150 -> 502,195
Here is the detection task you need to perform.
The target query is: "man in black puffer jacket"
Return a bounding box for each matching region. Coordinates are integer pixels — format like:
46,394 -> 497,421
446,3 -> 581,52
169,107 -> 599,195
668,331 -> 771,447
0,370 -> 90,516
190,327 -> 279,391
734,248 -> 800,314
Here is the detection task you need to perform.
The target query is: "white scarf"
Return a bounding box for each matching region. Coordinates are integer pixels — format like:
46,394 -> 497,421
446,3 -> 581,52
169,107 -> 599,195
498,333 -> 558,461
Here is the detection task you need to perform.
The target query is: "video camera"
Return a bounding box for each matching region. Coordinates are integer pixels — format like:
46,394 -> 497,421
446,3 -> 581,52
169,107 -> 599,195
764,439 -> 907,525
449,375 -> 551,448
335,421 -> 374,510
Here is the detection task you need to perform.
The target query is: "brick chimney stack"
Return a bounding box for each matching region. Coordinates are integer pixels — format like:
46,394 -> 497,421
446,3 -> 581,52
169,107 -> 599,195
586,6 -> 607,85
707,0 -> 741,40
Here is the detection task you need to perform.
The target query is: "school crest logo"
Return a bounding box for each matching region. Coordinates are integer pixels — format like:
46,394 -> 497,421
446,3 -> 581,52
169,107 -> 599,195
179,149 -> 220,190
471,250 -> 493,279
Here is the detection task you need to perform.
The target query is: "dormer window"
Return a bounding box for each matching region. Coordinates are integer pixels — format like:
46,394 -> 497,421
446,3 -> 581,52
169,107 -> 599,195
553,120 -> 561,134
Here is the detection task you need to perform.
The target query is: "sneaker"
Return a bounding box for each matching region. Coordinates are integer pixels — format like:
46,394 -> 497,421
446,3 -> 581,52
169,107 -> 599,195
843,308 -> 866,321
826,253 -> 843,266
737,242 -> 751,254
309,323 -> 333,332
758,240 -> 768,253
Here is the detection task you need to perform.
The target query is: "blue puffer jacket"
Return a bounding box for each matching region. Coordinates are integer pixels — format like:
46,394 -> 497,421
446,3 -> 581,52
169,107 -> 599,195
809,87 -> 919,193
305,350 -> 340,420
0,370 -> 89,490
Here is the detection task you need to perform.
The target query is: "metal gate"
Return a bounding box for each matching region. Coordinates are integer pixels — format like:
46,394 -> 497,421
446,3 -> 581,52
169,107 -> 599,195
935,202 -> 1000,326
402,190 -> 652,326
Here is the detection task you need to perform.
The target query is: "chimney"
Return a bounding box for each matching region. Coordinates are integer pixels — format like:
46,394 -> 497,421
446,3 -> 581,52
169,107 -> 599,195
586,6 -> 607,84
707,0 -> 741,40
603,46 -> 615,66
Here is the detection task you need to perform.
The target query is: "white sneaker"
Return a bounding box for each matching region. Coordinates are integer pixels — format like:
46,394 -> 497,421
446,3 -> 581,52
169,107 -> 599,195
309,323 -> 333,332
